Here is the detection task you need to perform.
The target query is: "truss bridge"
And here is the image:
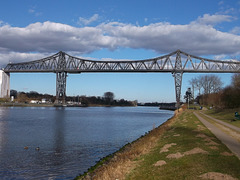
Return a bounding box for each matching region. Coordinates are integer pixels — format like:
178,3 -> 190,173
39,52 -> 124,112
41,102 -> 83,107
3,50 -> 240,107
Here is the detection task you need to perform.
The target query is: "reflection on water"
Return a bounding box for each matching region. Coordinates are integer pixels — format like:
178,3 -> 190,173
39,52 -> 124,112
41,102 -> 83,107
0,108 -> 8,152
0,106 -> 174,179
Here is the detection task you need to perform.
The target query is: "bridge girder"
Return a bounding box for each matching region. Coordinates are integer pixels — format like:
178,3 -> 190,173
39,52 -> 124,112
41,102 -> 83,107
4,50 -> 240,73
3,50 -> 240,106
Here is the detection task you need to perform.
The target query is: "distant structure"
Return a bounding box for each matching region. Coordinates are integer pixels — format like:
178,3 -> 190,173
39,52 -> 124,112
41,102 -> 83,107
0,70 -> 10,98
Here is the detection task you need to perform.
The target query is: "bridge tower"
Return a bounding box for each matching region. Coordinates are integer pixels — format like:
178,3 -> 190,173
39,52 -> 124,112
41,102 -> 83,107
55,51 -> 67,105
173,50 -> 183,109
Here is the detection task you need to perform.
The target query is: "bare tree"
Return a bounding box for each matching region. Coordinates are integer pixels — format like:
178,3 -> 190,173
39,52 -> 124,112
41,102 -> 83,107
211,75 -> 223,93
231,73 -> 240,89
198,75 -> 222,95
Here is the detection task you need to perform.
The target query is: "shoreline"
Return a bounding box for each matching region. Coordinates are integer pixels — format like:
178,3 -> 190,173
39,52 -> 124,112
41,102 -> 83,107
0,102 -> 54,107
75,108 -> 179,179
0,102 -> 137,107
75,107 -> 240,180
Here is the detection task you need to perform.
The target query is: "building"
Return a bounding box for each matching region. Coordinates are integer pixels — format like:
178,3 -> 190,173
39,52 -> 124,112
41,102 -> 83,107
0,70 -> 10,98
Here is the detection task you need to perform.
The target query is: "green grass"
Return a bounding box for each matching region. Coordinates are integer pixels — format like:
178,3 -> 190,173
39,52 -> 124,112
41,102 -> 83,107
126,110 -> 240,180
205,108 -> 240,128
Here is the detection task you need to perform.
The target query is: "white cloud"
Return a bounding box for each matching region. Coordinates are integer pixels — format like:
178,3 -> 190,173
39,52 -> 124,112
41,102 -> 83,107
214,54 -> 227,60
0,16 -> 240,67
78,14 -> 99,25
0,52 -> 50,68
193,13 -> 235,26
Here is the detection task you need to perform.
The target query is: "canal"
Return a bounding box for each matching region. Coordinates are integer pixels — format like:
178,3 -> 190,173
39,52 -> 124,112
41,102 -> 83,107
0,106 -> 174,179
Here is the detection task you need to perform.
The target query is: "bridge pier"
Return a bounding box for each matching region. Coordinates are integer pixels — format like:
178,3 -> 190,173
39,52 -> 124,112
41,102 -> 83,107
174,50 -> 183,109
54,51 -> 67,105
55,71 -> 67,105
173,72 -> 182,110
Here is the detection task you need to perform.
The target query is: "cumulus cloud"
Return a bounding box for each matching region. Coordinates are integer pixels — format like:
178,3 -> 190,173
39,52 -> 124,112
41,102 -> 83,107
0,52 -> 50,68
0,15 -> 240,67
0,21 -> 116,54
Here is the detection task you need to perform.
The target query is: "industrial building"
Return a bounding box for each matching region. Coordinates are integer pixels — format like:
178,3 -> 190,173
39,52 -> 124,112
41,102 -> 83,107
0,70 -> 10,98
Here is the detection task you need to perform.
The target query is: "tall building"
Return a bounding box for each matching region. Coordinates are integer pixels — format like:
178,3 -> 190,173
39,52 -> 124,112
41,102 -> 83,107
0,70 -> 10,98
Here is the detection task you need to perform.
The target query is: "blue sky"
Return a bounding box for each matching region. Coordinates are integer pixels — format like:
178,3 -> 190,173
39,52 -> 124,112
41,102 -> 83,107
0,0 -> 240,102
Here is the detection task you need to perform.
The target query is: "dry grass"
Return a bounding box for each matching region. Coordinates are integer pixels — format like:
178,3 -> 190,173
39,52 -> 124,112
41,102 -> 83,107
199,172 -> 238,180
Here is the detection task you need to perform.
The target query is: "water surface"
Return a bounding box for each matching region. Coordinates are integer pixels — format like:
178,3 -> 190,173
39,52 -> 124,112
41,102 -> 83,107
0,106 -> 174,179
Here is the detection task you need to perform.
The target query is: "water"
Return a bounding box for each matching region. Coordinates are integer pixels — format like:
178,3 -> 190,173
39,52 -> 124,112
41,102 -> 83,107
0,106 -> 174,179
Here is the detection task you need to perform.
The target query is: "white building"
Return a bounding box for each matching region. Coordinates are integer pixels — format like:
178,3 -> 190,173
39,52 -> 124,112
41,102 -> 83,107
0,70 -> 10,98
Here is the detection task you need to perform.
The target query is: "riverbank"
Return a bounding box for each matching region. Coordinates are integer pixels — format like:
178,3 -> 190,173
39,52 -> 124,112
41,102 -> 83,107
0,102 -> 54,107
76,107 -> 240,180
0,102 -> 135,107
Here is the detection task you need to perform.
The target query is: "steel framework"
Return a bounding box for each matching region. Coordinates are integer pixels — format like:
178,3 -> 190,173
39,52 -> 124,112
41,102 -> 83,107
4,50 -> 240,106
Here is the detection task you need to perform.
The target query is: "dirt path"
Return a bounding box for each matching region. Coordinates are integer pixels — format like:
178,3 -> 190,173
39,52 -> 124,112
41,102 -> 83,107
199,112 -> 240,132
194,112 -> 240,159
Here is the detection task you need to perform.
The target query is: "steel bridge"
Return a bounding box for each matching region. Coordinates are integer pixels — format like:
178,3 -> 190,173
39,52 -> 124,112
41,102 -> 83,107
3,50 -> 240,107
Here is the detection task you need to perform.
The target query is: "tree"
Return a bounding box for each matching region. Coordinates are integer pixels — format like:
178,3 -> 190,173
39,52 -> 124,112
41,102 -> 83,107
232,73 -> 240,89
10,89 -> 18,98
17,92 -> 29,103
184,88 -> 192,109
189,75 -> 222,96
103,92 -> 115,104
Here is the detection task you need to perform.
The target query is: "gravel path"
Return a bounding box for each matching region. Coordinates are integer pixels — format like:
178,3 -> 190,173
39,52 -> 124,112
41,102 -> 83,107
199,112 -> 240,132
193,112 -> 240,159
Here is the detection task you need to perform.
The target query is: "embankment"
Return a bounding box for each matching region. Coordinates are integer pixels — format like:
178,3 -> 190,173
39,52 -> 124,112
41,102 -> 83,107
76,107 -> 240,180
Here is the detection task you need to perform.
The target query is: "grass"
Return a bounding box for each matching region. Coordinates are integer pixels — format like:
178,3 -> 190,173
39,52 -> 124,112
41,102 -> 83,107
126,110 -> 240,180
205,108 -> 240,128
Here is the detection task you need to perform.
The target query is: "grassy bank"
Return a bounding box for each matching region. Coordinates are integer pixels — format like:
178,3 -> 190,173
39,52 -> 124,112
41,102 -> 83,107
76,108 -> 240,180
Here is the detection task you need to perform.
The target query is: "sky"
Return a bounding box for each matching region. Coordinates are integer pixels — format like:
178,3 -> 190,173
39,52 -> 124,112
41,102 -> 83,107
0,0 -> 240,103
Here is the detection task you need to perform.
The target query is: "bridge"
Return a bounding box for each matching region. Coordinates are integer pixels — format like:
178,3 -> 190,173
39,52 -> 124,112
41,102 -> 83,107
2,50 -> 240,108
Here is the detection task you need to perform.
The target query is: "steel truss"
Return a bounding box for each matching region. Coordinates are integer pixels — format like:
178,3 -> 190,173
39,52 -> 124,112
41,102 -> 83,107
173,50 -> 183,109
55,52 -> 67,104
4,50 -> 240,106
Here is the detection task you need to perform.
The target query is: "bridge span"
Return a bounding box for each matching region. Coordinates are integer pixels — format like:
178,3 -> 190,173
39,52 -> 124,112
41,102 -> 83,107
2,50 -> 240,108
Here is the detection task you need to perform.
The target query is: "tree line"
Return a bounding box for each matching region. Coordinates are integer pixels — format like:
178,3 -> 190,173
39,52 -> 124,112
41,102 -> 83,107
10,90 -> 137,106
10,90 -> 55,103
189,74 -> 240,109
